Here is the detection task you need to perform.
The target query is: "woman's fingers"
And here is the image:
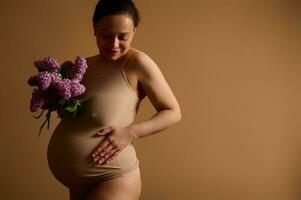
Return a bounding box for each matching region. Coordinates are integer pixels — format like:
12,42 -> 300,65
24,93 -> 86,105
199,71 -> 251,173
102,149 -> 120,164
90,126 -> 125,164
93,144 -> 114,163
92,138 -> 111,158
97,126 -> 113,136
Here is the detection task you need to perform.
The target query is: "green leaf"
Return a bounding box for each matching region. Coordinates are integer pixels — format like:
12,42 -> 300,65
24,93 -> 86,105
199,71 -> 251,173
74,100 -> 82,106
65,104 -> 78,113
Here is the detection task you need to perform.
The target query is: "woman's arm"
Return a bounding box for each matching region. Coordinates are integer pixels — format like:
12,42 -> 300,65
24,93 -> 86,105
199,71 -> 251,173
90,51 -> 181,164
128,51 -> 182,140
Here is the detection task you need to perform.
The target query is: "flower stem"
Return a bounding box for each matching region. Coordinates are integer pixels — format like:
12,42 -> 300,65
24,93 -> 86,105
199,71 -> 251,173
37,110 -> 51,138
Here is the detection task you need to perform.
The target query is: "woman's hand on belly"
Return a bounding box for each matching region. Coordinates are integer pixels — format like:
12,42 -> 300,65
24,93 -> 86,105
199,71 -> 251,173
91,126 -> 137,165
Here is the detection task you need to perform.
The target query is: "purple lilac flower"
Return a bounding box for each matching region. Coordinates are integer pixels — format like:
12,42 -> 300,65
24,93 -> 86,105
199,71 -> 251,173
34,57 -> 60,72
29,56 -> 88,115
70,56 -> 87,81
50,72 -> 62,82
30,89 -> 47,112
40,98 -> 50,109
35,71 -> 52,90
31,71 -> 61,91
70,80 -> 86,97
51,78 -> 72,100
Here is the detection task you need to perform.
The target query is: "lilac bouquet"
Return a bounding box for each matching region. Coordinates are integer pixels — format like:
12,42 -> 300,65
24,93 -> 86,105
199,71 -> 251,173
28,56 -> 88,137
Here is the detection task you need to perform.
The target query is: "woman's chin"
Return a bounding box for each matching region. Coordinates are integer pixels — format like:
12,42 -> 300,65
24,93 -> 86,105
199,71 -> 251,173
101,51 -> 123,61
105,55 -> 120,61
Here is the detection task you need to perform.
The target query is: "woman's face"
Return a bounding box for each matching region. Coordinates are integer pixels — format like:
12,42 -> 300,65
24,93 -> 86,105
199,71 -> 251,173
93,14 -> 136,61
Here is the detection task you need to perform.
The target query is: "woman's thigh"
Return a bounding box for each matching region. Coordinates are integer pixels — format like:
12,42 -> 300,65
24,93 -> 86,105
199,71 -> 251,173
84,175 -> 142,200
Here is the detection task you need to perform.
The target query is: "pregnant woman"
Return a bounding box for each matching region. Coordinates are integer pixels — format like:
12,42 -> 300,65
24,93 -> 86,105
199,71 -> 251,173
47,0 -> 181,199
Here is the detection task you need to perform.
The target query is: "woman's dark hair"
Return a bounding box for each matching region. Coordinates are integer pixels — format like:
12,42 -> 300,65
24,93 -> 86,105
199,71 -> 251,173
92,0 -> 140,27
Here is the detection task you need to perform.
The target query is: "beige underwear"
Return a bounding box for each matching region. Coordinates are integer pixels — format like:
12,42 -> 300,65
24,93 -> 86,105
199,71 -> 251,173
47,54 -> 141,188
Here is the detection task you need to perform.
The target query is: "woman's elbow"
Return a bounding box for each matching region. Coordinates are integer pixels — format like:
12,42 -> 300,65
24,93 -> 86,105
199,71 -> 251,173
173,108 -> 182,123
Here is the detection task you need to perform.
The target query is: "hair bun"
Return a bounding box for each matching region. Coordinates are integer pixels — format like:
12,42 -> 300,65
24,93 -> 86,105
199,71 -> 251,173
93,0 -> 140,27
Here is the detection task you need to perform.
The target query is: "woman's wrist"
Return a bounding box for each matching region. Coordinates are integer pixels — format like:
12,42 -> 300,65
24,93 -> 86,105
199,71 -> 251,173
127,124 -> 140,141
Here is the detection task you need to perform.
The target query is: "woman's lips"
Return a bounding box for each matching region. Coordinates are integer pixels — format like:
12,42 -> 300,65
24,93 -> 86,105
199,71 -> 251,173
106,49 -> 120,54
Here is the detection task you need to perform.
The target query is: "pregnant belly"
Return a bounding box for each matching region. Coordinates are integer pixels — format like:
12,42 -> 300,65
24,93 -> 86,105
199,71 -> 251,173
46,121 -> 139,187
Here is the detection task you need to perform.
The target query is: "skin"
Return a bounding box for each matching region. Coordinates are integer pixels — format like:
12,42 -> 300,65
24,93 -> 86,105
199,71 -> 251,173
73,13 -> 181,200
93,13 -> 136,62
90,14 -> 181,166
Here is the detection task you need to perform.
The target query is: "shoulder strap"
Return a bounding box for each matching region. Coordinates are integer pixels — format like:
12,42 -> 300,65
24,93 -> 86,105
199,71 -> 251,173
120,51 -> 140,100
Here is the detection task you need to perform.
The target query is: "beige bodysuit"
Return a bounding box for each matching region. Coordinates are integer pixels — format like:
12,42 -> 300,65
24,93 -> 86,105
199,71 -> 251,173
47,54 -> 141,188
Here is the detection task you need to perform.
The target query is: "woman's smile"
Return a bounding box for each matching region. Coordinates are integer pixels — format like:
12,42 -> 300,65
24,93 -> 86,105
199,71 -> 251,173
107,49 -> 120,54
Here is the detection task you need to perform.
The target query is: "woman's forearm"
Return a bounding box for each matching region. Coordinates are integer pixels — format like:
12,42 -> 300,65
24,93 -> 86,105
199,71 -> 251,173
129,109 -> 181,140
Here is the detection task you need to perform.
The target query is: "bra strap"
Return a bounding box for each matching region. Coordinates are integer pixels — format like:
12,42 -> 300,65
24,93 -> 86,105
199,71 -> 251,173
120,51 -> 140,100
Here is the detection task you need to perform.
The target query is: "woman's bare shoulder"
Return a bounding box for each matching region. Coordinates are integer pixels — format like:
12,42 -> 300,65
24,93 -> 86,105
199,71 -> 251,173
129,48 -> 156,69
129,48 -> 160,80
130,48 -> 152,61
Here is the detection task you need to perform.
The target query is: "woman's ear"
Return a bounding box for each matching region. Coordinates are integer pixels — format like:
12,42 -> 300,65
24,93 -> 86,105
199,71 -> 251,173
133,27 -> 137,35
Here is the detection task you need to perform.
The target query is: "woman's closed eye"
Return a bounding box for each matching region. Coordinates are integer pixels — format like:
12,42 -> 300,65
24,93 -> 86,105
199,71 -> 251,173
118,35 -> 129,41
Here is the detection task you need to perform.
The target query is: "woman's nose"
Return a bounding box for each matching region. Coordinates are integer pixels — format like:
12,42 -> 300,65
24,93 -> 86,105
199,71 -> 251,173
111,37 -> 119,49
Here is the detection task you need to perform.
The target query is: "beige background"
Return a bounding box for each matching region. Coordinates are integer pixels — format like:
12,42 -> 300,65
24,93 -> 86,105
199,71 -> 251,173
0,0 -> 300,199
